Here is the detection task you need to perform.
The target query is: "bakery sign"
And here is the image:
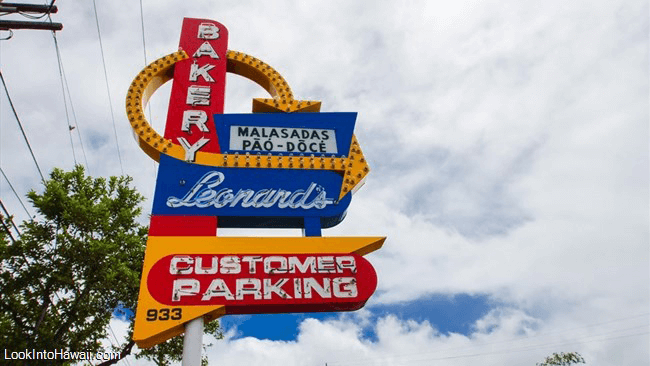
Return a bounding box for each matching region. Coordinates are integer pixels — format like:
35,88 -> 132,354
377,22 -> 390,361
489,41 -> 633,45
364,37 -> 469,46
125,18 -> 384,349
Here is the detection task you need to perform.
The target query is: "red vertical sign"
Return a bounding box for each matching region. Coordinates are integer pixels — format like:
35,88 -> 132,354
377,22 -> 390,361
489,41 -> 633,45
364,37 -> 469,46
150,18 -> 228,236
164,18 -> 228,154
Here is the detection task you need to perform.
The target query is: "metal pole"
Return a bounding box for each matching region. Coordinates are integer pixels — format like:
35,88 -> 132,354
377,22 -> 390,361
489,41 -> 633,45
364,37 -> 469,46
0,20 -> 63,31
0,3 -> 58,14
182,317 -> 204,366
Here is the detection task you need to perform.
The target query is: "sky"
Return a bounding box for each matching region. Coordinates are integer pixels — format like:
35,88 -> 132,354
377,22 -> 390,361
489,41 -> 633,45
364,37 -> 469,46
0,0 -> 648,365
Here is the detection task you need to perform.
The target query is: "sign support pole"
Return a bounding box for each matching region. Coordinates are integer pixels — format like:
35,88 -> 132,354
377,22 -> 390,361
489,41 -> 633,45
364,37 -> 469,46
182,317 -> 204,366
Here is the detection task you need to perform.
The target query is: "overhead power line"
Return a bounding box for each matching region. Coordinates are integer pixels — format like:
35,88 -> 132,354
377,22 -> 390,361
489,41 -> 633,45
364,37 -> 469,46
0,197 -> 20,238
0,4 -> 123,362
325,313 -> 650,366
326,328 -> 648,366
0,70 -> 45,181
138,0 -> 148,65
44,1 -> 89,172
53,35 -> 76,166
138,0 -> 157,177
0,210 -> 16,243
51,31 -> 80,167
91,0 -> 124,175
0,167 -> 32,218
12,11 -> 124,355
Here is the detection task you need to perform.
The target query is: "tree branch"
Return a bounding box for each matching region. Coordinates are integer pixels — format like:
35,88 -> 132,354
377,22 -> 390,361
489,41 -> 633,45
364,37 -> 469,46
52,281 -> 93,342
33,291 -> 51,339
96,340 -> 135,366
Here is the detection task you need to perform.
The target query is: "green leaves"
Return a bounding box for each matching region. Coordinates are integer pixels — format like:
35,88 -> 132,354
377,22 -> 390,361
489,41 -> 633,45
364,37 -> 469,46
1,166 -> 147,359
1,165 -> 222,365
537,352 -> 586,366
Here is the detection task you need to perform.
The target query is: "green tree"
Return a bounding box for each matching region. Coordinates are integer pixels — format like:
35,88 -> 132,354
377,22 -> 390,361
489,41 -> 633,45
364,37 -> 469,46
0,166 -> 221,365
537,352 -> 586,366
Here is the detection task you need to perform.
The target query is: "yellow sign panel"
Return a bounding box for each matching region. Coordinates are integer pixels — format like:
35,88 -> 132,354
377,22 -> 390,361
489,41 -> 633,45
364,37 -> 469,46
133,236 -> 385,348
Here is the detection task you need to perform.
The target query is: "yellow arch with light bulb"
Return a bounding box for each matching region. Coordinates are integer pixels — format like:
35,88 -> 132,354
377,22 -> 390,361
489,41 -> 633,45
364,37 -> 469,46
125,50 -> 369,200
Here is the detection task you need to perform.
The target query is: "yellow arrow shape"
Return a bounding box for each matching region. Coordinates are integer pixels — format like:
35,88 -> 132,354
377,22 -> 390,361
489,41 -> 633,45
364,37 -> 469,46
133,236 -> 385,348
125,50 -> 370,199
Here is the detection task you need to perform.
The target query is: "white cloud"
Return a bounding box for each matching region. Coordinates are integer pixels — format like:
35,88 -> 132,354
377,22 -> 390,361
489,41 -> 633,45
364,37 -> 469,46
1,0 -> 647,364
203,308 -> 648,366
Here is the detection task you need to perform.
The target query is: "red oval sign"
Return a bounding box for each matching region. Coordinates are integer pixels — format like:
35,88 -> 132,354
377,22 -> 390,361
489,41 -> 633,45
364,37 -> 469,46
147,252 -> 377,314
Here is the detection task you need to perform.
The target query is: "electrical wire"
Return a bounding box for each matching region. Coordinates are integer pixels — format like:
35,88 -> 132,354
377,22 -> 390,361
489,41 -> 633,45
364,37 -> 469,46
1,224 -> 65,325
324,315 -> 650,366
91,0 -> 124,175
1,208 -> 128,366
107,323 -> 132,366
0,167 -> 32,218
0,209 -> 16,244
0,1 -> 72,351
39,13 -> 127,359
0,0 -> 55,20
51,35 -> 77,166
326,329 -> 649,366
389,330 -> 648,366
52,44 -> 75,166
51,30 -> 91,170
16,0 -> 56,20
44,2 -> 89,172
60,52 -> 90,171
138,0 -> 158,177
0,198 -> 20,237
95,7 -> 149,364
138,0 -> 148,65
47,12 -> 128,360
0,70 -> 45,181
423,312 -> 650,358
0,29 -> 13,41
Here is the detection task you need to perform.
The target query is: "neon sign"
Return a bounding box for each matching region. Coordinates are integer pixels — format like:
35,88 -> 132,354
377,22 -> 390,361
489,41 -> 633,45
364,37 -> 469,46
126,18 -> 384,349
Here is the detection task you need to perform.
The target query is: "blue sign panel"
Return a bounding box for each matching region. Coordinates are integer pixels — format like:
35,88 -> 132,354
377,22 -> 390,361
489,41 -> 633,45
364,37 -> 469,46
214,112 -> 357,157
153,154 -> 351,229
